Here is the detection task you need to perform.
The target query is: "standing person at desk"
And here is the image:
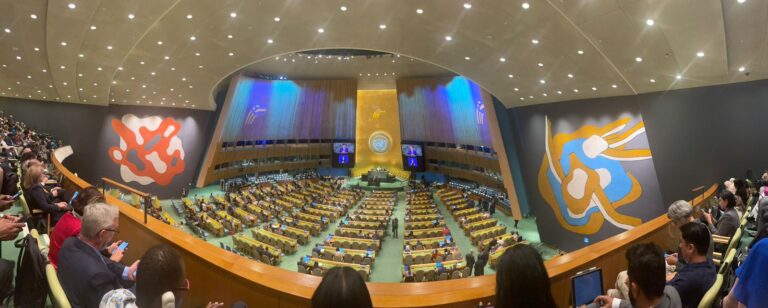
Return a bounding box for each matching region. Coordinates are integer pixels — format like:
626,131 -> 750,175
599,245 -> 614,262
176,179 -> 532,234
465,250 -> 476,276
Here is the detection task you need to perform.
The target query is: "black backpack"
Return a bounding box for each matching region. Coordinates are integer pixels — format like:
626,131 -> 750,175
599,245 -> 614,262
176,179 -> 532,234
13,234 -> 48,307
0,162 -> 18,196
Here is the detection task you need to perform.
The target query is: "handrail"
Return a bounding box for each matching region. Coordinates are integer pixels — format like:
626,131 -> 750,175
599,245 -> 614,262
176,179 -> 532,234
101,177 -> 150,198
51,146 -> 719,307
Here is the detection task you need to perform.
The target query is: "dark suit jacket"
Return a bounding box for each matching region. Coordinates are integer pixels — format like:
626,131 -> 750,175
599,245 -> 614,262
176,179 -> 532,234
711,208 -> 740,238
465,253 -> 476,267
474,260 -> 485,276
57,237 -> 131,308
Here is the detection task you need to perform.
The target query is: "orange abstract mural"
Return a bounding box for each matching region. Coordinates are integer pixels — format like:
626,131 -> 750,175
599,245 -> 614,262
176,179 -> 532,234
108,114 -> 185,186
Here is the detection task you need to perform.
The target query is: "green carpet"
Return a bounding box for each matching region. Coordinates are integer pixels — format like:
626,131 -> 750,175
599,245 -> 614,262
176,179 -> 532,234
164,183 -> 554,282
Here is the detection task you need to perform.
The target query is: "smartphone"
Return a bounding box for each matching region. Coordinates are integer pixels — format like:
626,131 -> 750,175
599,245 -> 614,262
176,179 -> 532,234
118,241 -> 129,251
16,216 -> 30,224
68,191 -> 79,206
11,191 -> 22,200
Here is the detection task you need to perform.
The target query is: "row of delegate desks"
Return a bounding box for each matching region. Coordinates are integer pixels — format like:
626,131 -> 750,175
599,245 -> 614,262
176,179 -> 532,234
328,234 -> 381,251
403,235 -> 454,249
307,257 -> 371,276
319,244 -> 376,260
252,228 -> 299,253
470,225 -> 507,244
233,234 -> 284,262
403,259 -> 467,277
404,219 -> 446,230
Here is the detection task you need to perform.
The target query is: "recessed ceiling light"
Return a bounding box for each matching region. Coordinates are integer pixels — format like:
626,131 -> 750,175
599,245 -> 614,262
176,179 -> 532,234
573,89 -> 579,92
30,14 -> 38,19
26,75 -> 31,79
416,8 -> 424,14
379,24 -> 387,29
539,79 -> 546,84
445,36 -> 452,41
128,13 -> 135,19
195,52 -> 200,56
567,74 -> 574,78
267,39 -> 274,44
542,93 -> 548,97
33,47 -> 39,51
230,12 -> 237,18
157,41 -> 163,45
577,50 -> 584,55
164,56 -> 170,60
646,19 -> 655,26
507,74 -> 514,78
190,36 -> 196,41
106,45 -> 113,50
514,88 -> 519,91
676,75 -> 682,79
340,6 -> 348,11
464,3 -> 472,9
181,77 -> 186,81
274,17 -> 280,22
317,28 -> 324,33
60,41 -> 67,46
228,52 -> 234,56
635,57 -> 643,62
520,97 -> 524,101
537,62 -> 543,67
68,3 -> 76,9
170,67 -> 176,70
591,87 -> 597,91
186,14 -> 193,19
738,66 -> 745,72
612,84 -> 617,88
465,56 -> 471,60
16,56 -> 21,60
531,39 -> 539,44
42,69 -> 46,72
737,0 -> 746,3
90,25 -> 96,30
118,66 -> 123,70
696,51 -> 705,58
227,34 -> 233,39
557,90 -> 562,94
60,65 -> 65,69
140,61 -> 145,65
529,95 -> 534,99
500,57 -> 506,62
522,2 -> 530,9
78,53 -> 84,58
142,84 -> 147,88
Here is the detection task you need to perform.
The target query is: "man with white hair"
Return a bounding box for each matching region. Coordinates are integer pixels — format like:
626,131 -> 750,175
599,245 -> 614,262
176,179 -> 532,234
58,203 -> 139,308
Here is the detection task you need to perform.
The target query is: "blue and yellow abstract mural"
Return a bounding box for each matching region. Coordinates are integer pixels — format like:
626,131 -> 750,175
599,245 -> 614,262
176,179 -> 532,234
538,116 -> 653,235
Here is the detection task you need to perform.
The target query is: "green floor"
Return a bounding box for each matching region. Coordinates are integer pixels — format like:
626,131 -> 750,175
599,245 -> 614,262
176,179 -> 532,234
166,183 -> 555,282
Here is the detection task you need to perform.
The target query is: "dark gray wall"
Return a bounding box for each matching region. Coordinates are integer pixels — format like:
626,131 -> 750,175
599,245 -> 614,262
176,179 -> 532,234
0,97 -> 216,198
492,98 -> 531,215
506,78 -> 768,250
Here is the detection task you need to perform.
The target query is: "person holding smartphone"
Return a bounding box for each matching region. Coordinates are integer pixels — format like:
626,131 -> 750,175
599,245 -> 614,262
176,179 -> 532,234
22,165 -> 67,226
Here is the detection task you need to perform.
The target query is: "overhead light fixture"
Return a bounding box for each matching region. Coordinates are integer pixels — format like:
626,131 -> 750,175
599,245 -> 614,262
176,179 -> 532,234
267,39 -> 273,44
317,28 -> 324,33
465,56 -> 471,60
78,53 -> 84,58
107,45 -> 113,50
507,74 -> 514,78
539,79 -> 546,84
500,57 -> 506,62
514,88 -> 519,91
537,62 -> 543,67
157,41 -> 163,45
591,87 -> 597,91
567,74 -> 574,78
531,39 -> 539,44
68,3 -> 76,9
340,6 -> 348,11
60,41 -> 67,46
228,52 -> 234,56
227,34 -> 233,39
3,28 -> 10,33
128,13 -> 135,19
416,8 -> 424,14
30,14 -> 38,19
90,25 -> 96,30
464,3 -> 472,9
445,36 -> 452,41
676,75 -> 682,79
635,57 -> 643,62
274,17 -> 280,22
230,12 -> 237,18
190,36 -> 196,41
522,2 -> 530,9
164,56 -> 170,60
696,51 -> 704,58
187,14 -> 193,19
577,50 -> 584,55
646,19 -> 654,26
379,24 -> 387,29
738,66 -> 745,72
737,0 -> 746,3
557,90 -> 562,94
16,56 -> 21,60
612,84 -> 618,88
573,89 -> 579,92
118,67 -> 123,70
33,47 -> 39,51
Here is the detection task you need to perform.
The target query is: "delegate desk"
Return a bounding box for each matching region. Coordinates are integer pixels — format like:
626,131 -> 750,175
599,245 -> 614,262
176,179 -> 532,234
52,146 -> 718,308
343,220 -> 383,230
405,227 -> 444,239
404,236 -> 452,249
404,259 -> 466,276
308,257 -> 371,278
405,220 -> 445,230
329,235 -> 381,251
233,235 -> 283,262
489,241 -> 529,268
406,214 -> 439,222
252,229 -> 298,254
320,245 -> 377,261
296,220 -> 322,236
336,227 -> 385,239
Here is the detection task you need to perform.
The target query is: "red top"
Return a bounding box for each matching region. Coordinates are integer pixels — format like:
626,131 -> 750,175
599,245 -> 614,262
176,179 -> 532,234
48,212 -> 81,269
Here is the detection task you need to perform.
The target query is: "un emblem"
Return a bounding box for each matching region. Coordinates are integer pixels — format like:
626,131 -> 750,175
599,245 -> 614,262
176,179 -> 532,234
368,131 -> 391,154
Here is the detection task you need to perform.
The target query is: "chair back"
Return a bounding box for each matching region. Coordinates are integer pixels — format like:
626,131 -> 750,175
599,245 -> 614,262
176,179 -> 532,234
697,274 -> 723,308
46,264 -> 71,308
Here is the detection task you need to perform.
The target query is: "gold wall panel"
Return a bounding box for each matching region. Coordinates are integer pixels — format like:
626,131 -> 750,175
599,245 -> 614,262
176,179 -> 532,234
353,90 -> 409,178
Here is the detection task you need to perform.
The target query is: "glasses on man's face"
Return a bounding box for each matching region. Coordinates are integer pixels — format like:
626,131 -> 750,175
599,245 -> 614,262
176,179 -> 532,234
174,278 -> 190,292
101,228 -> 120,234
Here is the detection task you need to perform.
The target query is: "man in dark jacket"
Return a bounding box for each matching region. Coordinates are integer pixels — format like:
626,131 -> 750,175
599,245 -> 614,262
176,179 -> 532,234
58,203 -> 138,308
391,217 -> 398,238
474,257 -> 485,276
465,250 -> 476,276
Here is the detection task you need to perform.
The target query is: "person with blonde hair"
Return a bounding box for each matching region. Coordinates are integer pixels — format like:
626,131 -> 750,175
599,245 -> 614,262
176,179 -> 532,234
23,164 -> 67,226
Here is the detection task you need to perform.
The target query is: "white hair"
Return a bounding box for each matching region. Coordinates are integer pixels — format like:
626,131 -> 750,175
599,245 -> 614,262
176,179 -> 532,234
80,202 -> 119,239
667,200 -> 693,225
